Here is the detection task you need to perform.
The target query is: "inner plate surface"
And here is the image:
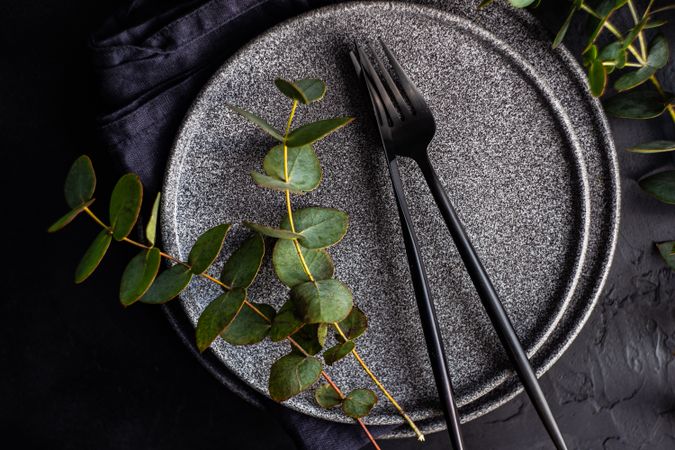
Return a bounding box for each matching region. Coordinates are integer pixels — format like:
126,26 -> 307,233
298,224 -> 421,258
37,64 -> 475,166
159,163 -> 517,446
161,1 -> 619,432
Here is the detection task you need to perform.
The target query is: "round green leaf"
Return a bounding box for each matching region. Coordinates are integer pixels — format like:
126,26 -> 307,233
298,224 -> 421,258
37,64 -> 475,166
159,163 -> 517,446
292,279 -> 353,324
263,145 -> 322,192
615,34 -> 669,92
272,239 -> 334,287
188,224 -> 231,274
656,241 -> 675,270
286,117 -> 354,148
315,384 -> 342,409
109,173 -> 143,241
342,389 -> 377,419
48,199 -> 94,233
270,297 -> 304,341
588,58 -> 606,97
337,306 -> 368,341
196,288 -> 247,352
65,155 -> 96,209
244,222 -> 302,240
603,91 -> 668,119
268,353 -> 322,402
139,264 -> 193,304
281,207 -> 349,249
221,303 -> 276,345
146,192 -> 161,246
220,233 -> 265,288
119,248 -> 161,306
275,78 -> 326,104
291,323 -> 328,356
75,229 -> 112,284
251,172 -> 310,194
225,103 -> 283,141
627,140 -> 675,153
323,340 -> 355,365
599,41 -> 626,69
647,34 -> 669,69
639,170 -> 675,204
509,0 -> 536,7
614,66 -> 657,91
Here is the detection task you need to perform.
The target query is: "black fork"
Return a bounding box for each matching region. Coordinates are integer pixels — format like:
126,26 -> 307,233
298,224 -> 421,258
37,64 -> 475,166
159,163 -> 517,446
351,40 -> 568,450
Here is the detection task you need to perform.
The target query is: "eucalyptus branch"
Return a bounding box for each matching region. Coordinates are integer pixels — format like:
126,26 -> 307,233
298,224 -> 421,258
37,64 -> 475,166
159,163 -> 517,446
278,98 -> 424,440
53,174 -> 382,449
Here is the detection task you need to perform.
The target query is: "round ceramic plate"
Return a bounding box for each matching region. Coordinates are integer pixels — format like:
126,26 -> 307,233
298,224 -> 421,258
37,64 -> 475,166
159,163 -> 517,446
161,0 -> 619,435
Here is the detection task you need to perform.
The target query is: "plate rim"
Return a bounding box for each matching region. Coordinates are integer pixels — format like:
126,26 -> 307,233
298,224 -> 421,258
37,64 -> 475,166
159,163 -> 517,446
159,0 -> 621,434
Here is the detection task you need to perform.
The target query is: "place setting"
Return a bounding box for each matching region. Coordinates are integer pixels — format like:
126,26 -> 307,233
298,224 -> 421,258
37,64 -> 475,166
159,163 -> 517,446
44,0 -> 675,449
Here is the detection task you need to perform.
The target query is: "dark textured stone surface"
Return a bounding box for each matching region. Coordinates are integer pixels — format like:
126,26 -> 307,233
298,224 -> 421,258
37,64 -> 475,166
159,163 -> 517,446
2,0 -> 673,449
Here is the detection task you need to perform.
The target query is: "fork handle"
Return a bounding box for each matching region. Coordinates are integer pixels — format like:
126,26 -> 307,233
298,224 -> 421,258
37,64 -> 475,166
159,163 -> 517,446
416,157 -> 568,450
387,158 -> 465,450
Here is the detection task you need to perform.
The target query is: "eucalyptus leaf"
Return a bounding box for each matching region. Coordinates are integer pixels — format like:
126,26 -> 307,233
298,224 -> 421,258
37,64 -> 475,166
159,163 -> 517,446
251,172 -> 311,194
225,103 -> 283,141
627,140 -> 675,153
196,288 -> 247,352
584,0 -> 622,53
109,173 -> 143,241
314,384 -> 342,408
291,324 -> 328,355
146,192 -> 161,246
188,224 -> 231,274
74,229 -> 112,284
263,145 -> 322,192
599,41 -> 626,69
638,170 -> 675,204
268,353 -> 322,402
553,0 -> 581,48
286,117 -> 354,148
272,239 -> 334,287
643,19 -> 668,29
119,248 -> 161,306
281,207 -> 349,249
270,297 -> 304,341
656,241 -> 675,270
622,16 -> 648,50
48,199 -> 94,233
342,389 -> 377,419
139,264 -> 193,304
292,279 -> 353,324
603,91 -> 668,119
337,306 -> 368,341
220,233 -> 265,288
588,57 -> 607,97
65,155 -> 96,209
323,340 -> 355,365
275,78 -> 326,104
221,303 -> 276,345
615,35 -> 669,91
244,222 -> 302,239
508,0 -> 536,6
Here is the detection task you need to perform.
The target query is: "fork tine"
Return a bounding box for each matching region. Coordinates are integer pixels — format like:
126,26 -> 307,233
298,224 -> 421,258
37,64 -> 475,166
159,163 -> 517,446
379,39 -> 429,112
366,42 -> 411,115
363,67 -> 388,128
356,43 -> 399,125
350,50 -> 385,126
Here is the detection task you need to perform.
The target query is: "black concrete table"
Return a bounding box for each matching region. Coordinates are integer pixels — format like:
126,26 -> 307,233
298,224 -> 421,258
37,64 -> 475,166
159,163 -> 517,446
2,1 -> 672,449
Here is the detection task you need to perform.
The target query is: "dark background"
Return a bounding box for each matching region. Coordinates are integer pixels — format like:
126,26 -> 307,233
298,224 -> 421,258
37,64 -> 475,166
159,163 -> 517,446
1,1 -> 673,449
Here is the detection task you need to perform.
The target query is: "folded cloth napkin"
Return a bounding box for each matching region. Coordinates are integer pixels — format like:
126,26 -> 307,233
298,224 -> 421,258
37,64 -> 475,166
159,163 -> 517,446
90,0 -> 403,448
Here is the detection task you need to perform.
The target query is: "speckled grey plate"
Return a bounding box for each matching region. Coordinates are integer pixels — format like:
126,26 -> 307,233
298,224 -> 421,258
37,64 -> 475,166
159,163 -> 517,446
161,0 -> 619,436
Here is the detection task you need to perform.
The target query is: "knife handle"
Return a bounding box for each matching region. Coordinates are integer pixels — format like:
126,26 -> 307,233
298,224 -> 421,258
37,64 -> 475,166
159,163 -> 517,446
386,158 -> 465,450
416,156 -> 568,450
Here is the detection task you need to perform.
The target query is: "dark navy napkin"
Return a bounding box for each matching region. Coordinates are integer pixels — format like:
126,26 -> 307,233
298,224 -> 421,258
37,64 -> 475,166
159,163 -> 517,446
89,1 -> 402,448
